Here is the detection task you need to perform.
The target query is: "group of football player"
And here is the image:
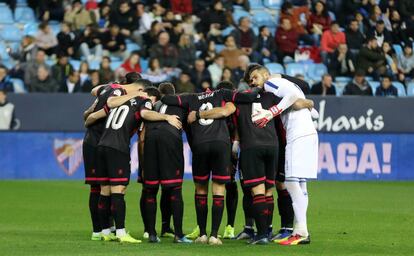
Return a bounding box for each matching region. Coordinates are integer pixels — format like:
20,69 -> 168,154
82,63 -> 319,246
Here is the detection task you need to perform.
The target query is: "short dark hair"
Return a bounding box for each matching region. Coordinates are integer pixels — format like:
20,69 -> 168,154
259,25 -> 267,33
136,78 -> 153,88
125,72 -> 142,84
355,69 -> 366,77
216,81 -> 234,90
159,82 -> 175,95
376,20 -> 385,25
243,63 -> 267,83
144,86 -> 161,101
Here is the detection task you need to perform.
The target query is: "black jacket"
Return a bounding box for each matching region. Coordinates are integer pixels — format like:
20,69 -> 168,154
310,82 -> 336,95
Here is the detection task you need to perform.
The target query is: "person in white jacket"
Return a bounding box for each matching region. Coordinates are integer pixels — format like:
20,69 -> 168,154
248,64 -> 318,246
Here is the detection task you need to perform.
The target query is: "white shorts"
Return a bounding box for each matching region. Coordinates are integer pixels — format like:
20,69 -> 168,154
285,134 -> 318,179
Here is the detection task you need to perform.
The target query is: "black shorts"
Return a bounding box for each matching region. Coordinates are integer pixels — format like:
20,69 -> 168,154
240,146 -> 278,189
96,146 -> 131,186
192,141 -> 231,184
83,143 -> 99,185
275,141 -> 286,183
143,130 -> 184,188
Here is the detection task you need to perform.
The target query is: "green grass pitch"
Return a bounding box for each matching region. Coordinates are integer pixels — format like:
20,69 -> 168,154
0,181 -> 413,255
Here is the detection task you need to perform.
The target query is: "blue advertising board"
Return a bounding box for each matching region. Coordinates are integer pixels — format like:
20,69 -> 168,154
1,132 -> 413,180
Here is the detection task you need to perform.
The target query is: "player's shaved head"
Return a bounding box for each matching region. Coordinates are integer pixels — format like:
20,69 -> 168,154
159,82 -> 175,95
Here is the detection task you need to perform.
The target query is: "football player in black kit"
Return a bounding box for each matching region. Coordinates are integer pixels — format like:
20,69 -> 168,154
85,79 -> 181,243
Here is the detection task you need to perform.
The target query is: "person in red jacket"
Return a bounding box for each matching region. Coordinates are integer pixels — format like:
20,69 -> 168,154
115,52 -> 142,80
275,18 -> 299,63
170,0 -> 192,14
320,22 -> 346,64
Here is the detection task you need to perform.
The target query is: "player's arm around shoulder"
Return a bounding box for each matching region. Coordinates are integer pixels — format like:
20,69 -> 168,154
140,103 -> 182,130
187,102 -> 236,124
84,109 -> 107,128
107,91 -> 148,109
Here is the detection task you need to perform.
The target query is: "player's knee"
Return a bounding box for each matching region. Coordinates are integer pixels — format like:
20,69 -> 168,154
110,185 -> 126,194
195,183 -> 208,195
212,182 -> 225,195
100,185 -> 111,196
251,183 -> 265,195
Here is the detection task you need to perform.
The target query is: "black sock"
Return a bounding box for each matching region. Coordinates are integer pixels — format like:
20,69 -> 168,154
225,182 -> 238,227
144,188 -> 159,236
266,195 -> 274,230
98,194 -> 111,230
277,189 -> 294,229
211,195 -> 225,238
252,194 -> 267,237
242,187 -> 254,228
111,193 -> 126,230
170,186 -> 184,237
195,194 -> 208,236
89,185 -> 101,232
160,188 -> 172,232
140,188 -> 148,232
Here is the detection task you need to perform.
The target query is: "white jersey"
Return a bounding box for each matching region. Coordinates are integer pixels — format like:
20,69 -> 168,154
264,77 -> 317,143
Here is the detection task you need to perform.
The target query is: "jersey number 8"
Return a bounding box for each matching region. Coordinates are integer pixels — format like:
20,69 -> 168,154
199,102 -> 214,126
105,105 -> 129,130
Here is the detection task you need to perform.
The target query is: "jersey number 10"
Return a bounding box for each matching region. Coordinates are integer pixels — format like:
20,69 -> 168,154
105,105 -> 129,130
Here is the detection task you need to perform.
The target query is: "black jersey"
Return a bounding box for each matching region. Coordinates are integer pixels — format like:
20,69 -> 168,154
281,74 -> 310,94
98,97 -> 152,154
83,84 -> 126,147
236,91 -> 281,150
144,100 -> 187,139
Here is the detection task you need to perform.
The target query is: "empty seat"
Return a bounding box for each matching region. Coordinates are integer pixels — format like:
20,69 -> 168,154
307,63 -> 328,81
265,62 -> 284,74
393,44 -> 403,57
0,6 -> 14,24
140,58 -> 149,72
406,82 -> 414,96
10,78 -> 26,93
249,0 -> 264,9
110,60 -> 123,71
0,43 -> 10,61
392,81 -> 406,97
369,81 -> 380,94
263,0 -> 283,9
285,63 -> 306,77
233,9 -> 250,24
252,10 -> 275,27
23,22 -> 39,36
14,6 -> 36,23
0,25 -> 23,42
69,60 -> 81,71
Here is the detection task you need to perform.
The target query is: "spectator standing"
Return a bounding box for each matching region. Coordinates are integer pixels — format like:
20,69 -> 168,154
310,73 -> 336,95
343,70 -> 373,96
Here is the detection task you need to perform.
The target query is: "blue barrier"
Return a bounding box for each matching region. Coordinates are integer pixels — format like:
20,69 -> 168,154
1,132 -> 413,180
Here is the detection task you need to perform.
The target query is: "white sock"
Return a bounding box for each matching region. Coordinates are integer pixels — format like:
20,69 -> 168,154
101,228 -> 111,235
299,178 -> 309,216
285,178 -> 308,237
116,228 -> 127,237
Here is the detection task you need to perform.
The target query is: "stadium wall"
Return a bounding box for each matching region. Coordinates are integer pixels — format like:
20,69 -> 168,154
1,94 -> 414,180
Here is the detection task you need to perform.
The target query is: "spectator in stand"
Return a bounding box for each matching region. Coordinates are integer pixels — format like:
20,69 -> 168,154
177,34 -> 196,70
51,54 -> 74,84
375,75 -> 398,97
320,22 -> 346,64
294,74 -> 310,94
399,0 -> 414,22
343,70 -> 373,96
357,37 -> 387,79
307,1 -> 331,45
98,4 -> 111,29
89,70 -> 100,88
0,90 -> 17,130
59,70 -> 82,93
79,62 -> 92,92
64,0 -> 96,31
110,0 -> 138,38
35,22 -> 58,56
279,1 -> 313,45
12,36 -> 38,62
100,24 -> 127,60
133,3 -> 154,45
115,52 -> 142,81
328,43 -> 356,78
190,59 -> 212,92
170,0 -> 192,14
310,73 -> 336,95
230,16 -> 257,61
23,50 -> 50,90
389,10 -> 409,45
168,21 -> 184,46
182,14 -> 196,36
219,35 -> 245,70
345,19 -> 366,58
199,0 -> 228,43
175,71 -> 195,93
0,65 -> 13,92
149,31 -> 179,68
232,55 -> 250,89
231,0 -> 250,12
254,25 -> 277,64
221,67 -> 236,85
208,55 -> 224,88
398,44 -> 414,78
142,21 -> 164,55
143,58 -> 169,83
79,25 -> 103,63
200,40 -> 218,67
57,22 -> 76,58
382,41 -> 399,78
367,5 -> 391,29
275,18 -> 299,63
85,0 -> 98,11
355,11 -> 370,35
98,56 -> 115,83
31,65 -> 58,92
39,0 -> 64,22
367,20 -> 392,47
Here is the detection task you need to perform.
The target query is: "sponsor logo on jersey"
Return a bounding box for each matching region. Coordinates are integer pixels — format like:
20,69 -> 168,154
53,139 -> 83,176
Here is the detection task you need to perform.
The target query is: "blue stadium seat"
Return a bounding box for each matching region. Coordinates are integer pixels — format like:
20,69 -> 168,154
49,23 -> 61,35
0,43 -> 10,61
365,76 -> 374,81
393,44 -> 403,57
10,78 -> 26,93
222,26 -> 234,37
252,10 -> 275,27
14,6 -> 36,23
69,60 -> 81,71
233,9 -> 250,24
369,81 -> 380,94
393,81 -> 406,97
307,63 -> 328,81
140,58 -> 149,72
88,59 -> 100,70
16,0 -> 28,4
126,42 -> 141,53
249,0 -> 264,9
23,22 -> 39,36
263,0 -> 283,9
110,60 -> 122,71
334,82 -> 346,96
265,62 -> 284,74
0,6 -> 14,24
285,63 -> 306,77
0,25 -> 23,42
407,82 -> 414,96
215,44 -> 225,52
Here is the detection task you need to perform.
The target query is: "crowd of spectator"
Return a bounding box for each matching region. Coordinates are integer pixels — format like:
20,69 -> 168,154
0,0 -> 413,97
